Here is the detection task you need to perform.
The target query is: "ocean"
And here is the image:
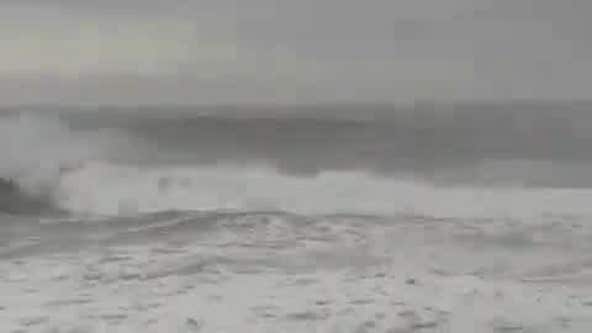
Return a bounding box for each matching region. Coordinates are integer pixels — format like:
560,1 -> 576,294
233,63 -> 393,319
2,103 -> 592,332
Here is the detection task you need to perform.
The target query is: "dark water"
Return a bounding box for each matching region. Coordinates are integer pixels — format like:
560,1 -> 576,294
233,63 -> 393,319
57,101 -> 592,187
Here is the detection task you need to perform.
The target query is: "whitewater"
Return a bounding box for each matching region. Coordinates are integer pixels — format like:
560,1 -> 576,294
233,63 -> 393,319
2,107 -> 592,332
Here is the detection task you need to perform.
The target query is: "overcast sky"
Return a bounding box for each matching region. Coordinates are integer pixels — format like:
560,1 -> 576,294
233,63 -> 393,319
0,0 -> 590,105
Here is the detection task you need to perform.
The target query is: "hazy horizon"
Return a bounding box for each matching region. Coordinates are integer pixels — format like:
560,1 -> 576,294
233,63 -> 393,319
1,0 -> 591,105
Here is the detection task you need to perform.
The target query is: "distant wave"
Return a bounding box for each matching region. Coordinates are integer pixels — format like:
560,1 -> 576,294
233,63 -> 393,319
61,105 -> 592,187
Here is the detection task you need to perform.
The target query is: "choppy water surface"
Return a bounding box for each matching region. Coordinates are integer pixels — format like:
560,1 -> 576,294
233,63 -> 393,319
2,104 -> 592,332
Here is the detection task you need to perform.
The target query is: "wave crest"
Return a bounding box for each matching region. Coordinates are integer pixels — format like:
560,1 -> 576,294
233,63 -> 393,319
52,161 -> 592,221
5,112 -> 592,222
0,113 -> 133,214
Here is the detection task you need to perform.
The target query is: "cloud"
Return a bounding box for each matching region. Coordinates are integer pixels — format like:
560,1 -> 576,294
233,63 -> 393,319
0,0 -> 590,104
0,15 -> 200,77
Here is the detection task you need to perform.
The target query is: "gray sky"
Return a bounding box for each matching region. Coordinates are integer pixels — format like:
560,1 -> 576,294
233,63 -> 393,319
0,0 -> 590,105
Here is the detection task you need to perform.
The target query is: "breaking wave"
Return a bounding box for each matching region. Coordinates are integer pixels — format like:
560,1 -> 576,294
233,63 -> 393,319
0,112 -> 135,215
4,111 -> 592,222
51,161 -> 592,221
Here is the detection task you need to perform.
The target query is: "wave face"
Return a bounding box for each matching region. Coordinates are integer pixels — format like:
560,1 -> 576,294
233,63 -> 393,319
3,103 -> 592,220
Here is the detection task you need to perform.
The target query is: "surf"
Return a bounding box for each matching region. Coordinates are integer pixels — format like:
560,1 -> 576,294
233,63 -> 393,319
51,161 -> 592,222
6,110 -> 592,223
0,112 -> 131,216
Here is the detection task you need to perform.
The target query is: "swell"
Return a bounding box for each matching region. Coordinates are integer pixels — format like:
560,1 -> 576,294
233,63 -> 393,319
60,103 -> 592,187
63,103 -> 592,169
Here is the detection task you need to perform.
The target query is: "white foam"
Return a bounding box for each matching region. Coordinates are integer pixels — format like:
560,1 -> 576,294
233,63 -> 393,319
55,161 -> 592,220
0,113 -> 134,199
5,112 -> 592,222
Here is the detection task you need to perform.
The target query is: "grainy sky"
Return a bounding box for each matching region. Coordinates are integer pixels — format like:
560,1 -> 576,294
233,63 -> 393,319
0,0 -> 590,105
